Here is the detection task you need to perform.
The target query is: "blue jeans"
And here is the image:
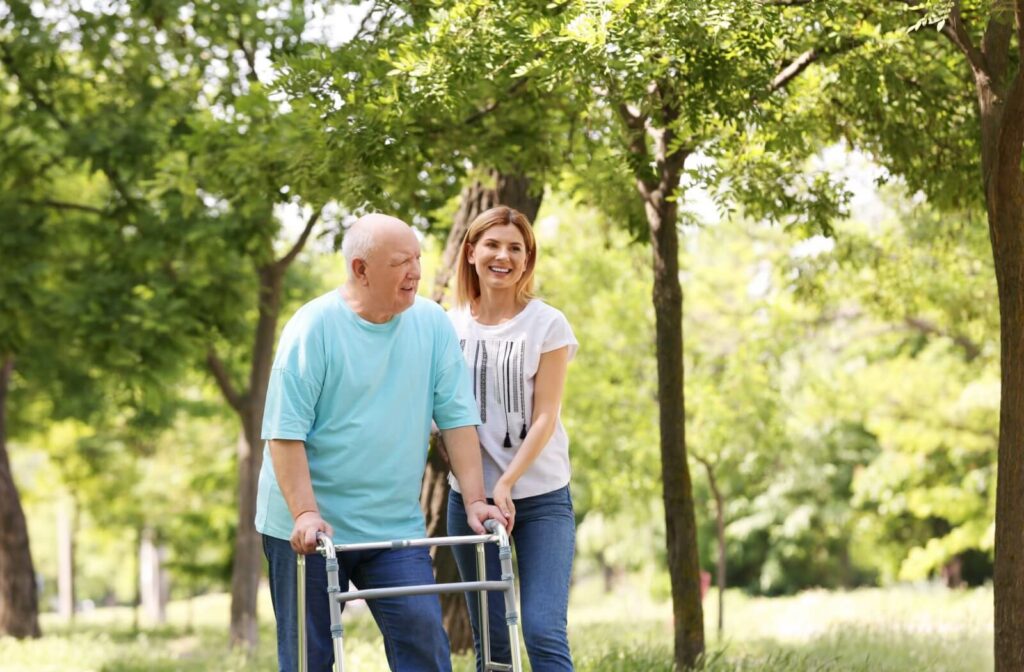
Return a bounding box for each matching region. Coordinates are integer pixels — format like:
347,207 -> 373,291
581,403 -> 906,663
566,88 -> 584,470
447,485 -> 575,672
262,534 -> 452,672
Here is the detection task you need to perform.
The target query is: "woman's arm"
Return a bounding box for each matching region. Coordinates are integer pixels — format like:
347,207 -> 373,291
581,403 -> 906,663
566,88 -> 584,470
491,345 -> 571,523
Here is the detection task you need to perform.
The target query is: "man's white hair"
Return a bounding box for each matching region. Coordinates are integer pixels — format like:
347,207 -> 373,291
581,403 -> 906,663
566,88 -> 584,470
341,218 -> 377,265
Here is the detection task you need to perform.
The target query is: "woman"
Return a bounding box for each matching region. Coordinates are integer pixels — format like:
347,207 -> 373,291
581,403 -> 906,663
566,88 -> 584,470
446,205 -> 577,671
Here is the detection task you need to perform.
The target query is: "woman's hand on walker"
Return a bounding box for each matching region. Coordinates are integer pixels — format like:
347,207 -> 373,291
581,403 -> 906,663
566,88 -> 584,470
491,479 -> 516,532
291,510 -> 333,554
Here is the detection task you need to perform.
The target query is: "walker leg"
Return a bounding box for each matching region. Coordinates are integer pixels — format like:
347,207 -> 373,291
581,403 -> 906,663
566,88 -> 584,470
498,539 -> 522,672
477,544 -> 492,668
324,553 -> 345,672
297,554 -> 308,672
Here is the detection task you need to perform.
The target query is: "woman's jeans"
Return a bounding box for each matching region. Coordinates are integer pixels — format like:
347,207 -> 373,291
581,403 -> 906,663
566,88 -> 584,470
262,534 -> 452,672
447,485 -> 575,671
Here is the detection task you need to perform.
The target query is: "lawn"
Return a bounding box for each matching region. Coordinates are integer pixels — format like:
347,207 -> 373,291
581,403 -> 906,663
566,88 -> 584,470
0,578 -> 993,671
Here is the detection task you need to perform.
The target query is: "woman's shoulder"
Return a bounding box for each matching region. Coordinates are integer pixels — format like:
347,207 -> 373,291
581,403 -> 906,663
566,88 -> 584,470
444,302 -> 472,329
525,298 -> 571,325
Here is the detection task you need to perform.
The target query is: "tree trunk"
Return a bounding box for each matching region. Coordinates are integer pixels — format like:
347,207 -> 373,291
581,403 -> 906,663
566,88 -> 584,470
422,170 -> 541,653
963,14 -> 1024,667
228,264 -> 285,650
990,165 -> 1024,672
0,356 -> 40,639
698,458 -> 726,636
140,527 -> 169,625
57,495 -> 74,622
421,438 -> 474,651
133,526 -> 140,633
638,127 -> 705,666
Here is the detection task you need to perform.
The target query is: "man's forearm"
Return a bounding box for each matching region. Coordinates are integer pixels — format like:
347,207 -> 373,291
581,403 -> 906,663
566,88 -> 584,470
441,425 -> 486,503
268,439 -> 319,519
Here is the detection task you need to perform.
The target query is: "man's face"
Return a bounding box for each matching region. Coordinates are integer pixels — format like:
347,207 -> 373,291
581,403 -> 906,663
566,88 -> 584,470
363,228 -> 422,318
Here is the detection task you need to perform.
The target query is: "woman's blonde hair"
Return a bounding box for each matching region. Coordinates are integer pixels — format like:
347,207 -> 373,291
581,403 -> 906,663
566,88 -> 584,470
454,206 -> 537,308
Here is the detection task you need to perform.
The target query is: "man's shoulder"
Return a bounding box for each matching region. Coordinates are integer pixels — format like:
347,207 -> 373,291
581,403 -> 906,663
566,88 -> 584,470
404,297 -> 459,345
280,291 -> 343,341
291,290 -> 343,323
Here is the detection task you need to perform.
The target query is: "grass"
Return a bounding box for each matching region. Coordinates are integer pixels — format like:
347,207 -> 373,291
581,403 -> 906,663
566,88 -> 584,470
0,578 -> 994,671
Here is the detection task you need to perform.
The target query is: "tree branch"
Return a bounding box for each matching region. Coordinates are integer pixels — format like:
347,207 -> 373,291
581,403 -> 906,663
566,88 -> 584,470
616,102 -> 657,197
206,349 -> 246,414
939,1 -> 990,79
20,198 -> 106,215
231,21 -> 262,87
274,207 -> 322,270
991,0 -> 1024,202
462,77 -> 530,126
903,316 -> 983,362
1016,0 -> 1024,62
353,2 -> 395,43
770,47 -> 821,92
1,46 -> 142,209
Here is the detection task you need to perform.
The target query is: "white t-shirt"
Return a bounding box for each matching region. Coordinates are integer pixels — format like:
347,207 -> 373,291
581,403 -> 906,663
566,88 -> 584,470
448,299 -> 578,500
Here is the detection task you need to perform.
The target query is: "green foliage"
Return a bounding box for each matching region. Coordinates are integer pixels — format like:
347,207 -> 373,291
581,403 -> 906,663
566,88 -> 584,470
537,196 -> 659,519
810,1 -> 988,211
781,191 -> 997,585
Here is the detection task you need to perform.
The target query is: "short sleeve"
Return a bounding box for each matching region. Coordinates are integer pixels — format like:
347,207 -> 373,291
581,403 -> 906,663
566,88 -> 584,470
432,313 -> 481,430
261,309 -> 327,441
542,310 -> 579,361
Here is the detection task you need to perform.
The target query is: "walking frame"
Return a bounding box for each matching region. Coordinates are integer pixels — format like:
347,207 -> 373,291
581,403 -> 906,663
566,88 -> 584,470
297,519 -> 522,672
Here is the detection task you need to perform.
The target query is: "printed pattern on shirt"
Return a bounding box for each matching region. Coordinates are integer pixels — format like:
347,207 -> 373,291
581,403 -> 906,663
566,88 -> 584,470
460,337 -> 528,446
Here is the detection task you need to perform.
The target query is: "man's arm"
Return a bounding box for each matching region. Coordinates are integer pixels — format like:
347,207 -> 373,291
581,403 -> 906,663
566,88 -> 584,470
269,439 -> 333,553
441,425 -> 510,533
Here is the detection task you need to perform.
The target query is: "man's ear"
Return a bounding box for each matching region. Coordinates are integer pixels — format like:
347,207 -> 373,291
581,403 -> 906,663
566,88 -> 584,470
351,258 -> 369,285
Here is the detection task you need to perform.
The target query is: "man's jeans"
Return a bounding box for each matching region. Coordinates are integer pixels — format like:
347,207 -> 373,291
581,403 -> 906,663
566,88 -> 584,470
447,485 -> 575,672
262,534 -> 452,672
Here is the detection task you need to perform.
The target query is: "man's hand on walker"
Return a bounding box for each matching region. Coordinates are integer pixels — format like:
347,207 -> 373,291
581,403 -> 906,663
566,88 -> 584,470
291,511 -> 333,554
466,499 -> 511,535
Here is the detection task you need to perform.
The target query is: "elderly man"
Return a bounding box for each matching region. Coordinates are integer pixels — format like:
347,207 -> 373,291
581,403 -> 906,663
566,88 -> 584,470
256,214 -> 505,671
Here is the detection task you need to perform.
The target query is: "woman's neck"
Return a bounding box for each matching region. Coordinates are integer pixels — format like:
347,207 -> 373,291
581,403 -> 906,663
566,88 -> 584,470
472,286 -> 525,325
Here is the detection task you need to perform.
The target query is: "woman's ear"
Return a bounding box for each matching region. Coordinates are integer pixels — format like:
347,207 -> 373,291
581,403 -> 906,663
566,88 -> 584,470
465,241 -> 476,265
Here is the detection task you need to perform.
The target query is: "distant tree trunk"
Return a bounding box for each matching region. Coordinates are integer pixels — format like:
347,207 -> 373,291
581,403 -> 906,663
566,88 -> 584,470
57,495 -> 75,622
225,264 -> 283,650
422,170 -> 541,653
140,527 -> 169,625
216,210 -> 321,652
0,355 -> 40,639
620,96 -> 705,668
595,551 -> 619,594
697,457 -> 726,635
132,525 -> 141,633
950,10 -> 1024,669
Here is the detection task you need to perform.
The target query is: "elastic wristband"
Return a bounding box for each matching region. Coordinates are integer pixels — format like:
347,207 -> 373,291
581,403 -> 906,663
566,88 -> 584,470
467,498 -> 486,506
295,509 -> 318,519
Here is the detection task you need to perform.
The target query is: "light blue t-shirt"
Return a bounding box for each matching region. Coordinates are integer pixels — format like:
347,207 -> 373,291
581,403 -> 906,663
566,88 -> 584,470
255,291 -> 480,543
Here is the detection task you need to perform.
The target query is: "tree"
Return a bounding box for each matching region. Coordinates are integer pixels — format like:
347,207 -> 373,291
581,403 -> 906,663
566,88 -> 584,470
418,170 -> 542,651
374,2 -> 854,664
0,0 -> 380,648
808,1 -> 1023,664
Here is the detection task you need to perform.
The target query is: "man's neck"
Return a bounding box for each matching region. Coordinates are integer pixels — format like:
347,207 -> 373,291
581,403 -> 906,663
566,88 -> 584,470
339,285 -> 395,324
